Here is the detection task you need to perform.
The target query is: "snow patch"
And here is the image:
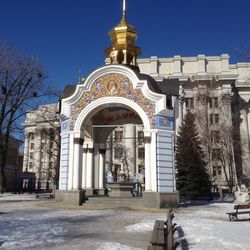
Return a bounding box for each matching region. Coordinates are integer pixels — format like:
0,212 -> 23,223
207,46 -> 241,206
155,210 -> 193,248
96,242 -> 144,250
125,220 -> 154,232
0,212 -> 70,249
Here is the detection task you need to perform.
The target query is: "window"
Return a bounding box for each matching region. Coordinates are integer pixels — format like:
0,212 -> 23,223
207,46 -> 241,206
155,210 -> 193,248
30,133 -> 34,140
185,98 -> 194,109
210,97 -> 218,108
138,148 -> 145,159
211,131 -> 220,143
213,166 -> 222,177
30,143 -> 35,150
114,148 -> 123,159
213,166 -> 217,177
212,149 -> 221,160
29,152 -> 33,160
138,131 -> 144,144
114,131 -> 123,142
218,166 -> 222,176
210,114 -> 219,125
114,164 -> 121,176
138,164 -> 144,173
29,162 -> 33,169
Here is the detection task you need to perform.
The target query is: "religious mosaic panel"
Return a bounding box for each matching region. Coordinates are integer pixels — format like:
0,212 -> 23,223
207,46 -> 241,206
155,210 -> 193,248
70,73 -> 156,129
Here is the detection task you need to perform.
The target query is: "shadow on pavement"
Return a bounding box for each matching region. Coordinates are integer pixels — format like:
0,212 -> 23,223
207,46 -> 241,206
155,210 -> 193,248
176,226 -> 189,250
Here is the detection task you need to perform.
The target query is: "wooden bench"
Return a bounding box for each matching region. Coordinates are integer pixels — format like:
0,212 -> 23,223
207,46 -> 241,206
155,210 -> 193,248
148,210 -> 177,250
226,204 -> 250,221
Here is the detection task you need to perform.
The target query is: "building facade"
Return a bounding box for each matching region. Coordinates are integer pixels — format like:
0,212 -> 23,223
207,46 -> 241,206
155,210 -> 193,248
105,124 -> 145,182
137,55 -> 250,190
22,103 -> 60,189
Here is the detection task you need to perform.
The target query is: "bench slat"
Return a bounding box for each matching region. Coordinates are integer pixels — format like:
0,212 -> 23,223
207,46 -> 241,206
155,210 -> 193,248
147,245 -> 163,250
150,229 -> 165,246
154,220 -> 165,230
234,204 -> 250,209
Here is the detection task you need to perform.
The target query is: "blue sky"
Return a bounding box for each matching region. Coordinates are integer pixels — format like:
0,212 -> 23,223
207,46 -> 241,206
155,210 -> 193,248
1,0 -> 250,91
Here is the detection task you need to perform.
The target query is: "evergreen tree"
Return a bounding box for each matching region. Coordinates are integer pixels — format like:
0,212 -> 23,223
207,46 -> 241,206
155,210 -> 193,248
176,111 -> 211,199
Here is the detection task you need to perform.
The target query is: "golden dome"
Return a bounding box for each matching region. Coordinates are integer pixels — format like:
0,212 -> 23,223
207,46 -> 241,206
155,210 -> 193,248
105,1 -> 141,66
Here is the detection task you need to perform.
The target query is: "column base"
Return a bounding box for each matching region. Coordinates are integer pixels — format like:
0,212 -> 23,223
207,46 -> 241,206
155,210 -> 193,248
142,191 -> 179,208
55,190 -> 86,206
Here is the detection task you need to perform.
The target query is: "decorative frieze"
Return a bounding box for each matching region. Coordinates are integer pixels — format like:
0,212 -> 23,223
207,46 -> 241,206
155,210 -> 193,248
70,73 -> 156,129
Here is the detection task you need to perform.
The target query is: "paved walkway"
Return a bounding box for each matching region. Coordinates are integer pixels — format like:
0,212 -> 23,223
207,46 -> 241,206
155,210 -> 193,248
0,193 -> 37,201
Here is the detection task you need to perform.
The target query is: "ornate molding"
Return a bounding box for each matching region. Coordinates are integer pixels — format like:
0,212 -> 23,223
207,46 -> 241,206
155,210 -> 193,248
71,73 -> 155,129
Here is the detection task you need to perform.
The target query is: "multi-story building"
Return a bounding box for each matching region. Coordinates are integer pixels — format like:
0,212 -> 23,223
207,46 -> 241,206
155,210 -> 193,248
137,55 -> 250,191
105,124 -> 145,181
22,103 -> 60,189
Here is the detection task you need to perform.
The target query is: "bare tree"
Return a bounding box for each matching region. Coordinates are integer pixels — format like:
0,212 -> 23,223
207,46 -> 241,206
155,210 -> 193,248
0,42 -> 48,192
194,88 -> 243,193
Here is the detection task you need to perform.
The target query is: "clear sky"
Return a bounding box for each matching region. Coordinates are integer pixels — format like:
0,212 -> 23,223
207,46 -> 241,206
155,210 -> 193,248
1,0 -> 250,91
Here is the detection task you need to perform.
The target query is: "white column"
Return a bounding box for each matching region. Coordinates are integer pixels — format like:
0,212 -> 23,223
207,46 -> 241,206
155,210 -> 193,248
34,129 -> 41,189
132,55 -> 136,66
144,136 -> 152,191
86,146 -> 94,188
98,147 -> 106,189
67,133 -> 74,190
94,144 -> 100,189
72,138 -> 83,189
123,50 -> 127,64
150,131 -> 157,192
81,146 -> 87,189
23,133 -> 30,171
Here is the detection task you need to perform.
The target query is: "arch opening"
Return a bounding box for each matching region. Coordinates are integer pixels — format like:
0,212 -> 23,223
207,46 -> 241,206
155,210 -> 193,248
76,99 -> 148,197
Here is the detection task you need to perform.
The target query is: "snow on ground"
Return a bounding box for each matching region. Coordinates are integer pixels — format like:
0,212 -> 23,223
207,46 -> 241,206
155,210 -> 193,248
0,197 -> 250,250
96,242 -> 143,250
125,220 -> 154,232
0,209 -> 70,249
0,193 -> 37,201
174,202 -> 250,250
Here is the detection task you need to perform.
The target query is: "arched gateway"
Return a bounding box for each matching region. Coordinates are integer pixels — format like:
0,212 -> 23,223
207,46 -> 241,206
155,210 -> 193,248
56,1 -> 179,208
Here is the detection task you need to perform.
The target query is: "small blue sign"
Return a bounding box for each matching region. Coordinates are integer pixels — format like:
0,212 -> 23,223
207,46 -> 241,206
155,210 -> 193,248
61,119 -> 70,132
156,115 -> 174,130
